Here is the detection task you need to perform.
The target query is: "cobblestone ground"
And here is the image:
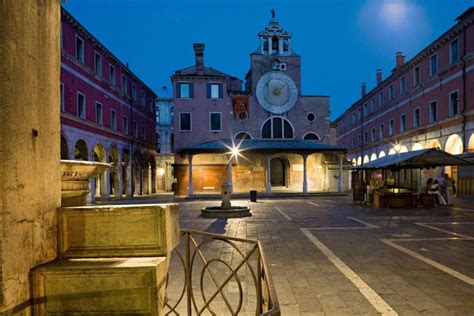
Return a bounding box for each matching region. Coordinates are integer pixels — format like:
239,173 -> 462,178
158,196 -> 474,315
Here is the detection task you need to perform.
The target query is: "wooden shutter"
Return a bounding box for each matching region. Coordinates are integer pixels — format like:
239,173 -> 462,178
207,83 -> 211,99
176,82 -> 181,98
189,83 -> 194,98
218,83 -> 223,99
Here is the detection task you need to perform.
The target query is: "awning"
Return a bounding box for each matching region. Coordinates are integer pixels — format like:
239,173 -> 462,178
176,139 -> 347,155
356,148 -> 472,170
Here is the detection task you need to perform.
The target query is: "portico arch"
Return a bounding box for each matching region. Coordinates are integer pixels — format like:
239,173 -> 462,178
412,142 -> 423,151
427,139 -> 441,149
363,155 -> 369,164
92,144 -> 106,197
445,134 -> 463,155
74,139 -> 88,160
61,134 -> 69,159
122,148 -> 130,196
379,151 -> 386,158
133,150 -> 142,195
370,153 -> 377,161
468,134 -> 474,152
109,145 -> 119,196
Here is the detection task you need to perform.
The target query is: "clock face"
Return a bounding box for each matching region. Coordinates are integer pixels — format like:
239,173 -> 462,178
256,72 -> 298,114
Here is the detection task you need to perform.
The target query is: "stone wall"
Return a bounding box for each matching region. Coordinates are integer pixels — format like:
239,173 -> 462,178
0,0 -> 61,312
174,152 -> 344,195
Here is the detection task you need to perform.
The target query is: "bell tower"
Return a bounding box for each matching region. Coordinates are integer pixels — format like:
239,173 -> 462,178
248,10 -> 301,99
257,9 -> 293,56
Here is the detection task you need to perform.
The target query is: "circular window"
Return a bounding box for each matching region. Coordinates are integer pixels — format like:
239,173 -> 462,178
307,113 -> 315,122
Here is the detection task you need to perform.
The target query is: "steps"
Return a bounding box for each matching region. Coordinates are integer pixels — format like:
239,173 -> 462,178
32,204 -> 179,315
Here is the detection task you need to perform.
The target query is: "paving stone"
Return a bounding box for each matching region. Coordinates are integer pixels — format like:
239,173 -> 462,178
155,196 -> 474,315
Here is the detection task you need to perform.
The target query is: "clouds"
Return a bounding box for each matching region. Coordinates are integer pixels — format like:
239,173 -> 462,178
358,0 -> 430,56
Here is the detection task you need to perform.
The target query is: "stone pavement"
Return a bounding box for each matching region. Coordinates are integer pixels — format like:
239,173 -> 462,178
116,195 -> 474,315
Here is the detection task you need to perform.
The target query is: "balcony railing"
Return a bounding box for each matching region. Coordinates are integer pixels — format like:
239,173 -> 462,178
165,229 -> 280,316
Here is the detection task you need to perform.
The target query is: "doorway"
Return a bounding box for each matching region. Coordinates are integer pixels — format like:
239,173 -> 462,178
270,158 -> 286,187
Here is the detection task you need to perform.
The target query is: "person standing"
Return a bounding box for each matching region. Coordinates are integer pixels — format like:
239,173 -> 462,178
444,173 -> 454,206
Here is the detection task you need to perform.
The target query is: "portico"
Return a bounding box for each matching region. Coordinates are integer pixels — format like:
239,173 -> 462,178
175,139 -> 348,196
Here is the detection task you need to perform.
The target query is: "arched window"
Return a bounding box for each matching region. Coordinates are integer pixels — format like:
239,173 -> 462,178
303,132 -> 320,141
263,38 -> 269,54
282,39 -> 289,53
261,117 -> 294,139
271,36 -> 279,54
235,132 -> 252,140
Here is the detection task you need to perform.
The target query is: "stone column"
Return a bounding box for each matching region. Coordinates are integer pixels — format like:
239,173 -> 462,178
115,164 -> 122,199
338,155 -> 344,193
101,154 -> 111,199
0,0 -> 61,311
266,155 -> 272,193
151,164 -> 157,193
88,150 -> 96,203
188,155 -> 194,197
302,154 -> 308,194
227,156 -> 233,192
142,166 -> 148,195
148,165 -> 153,194
279,38 -> 283,54
126,165 -> 132,197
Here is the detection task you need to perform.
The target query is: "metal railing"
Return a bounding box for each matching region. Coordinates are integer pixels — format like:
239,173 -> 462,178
165,229 -> 280,316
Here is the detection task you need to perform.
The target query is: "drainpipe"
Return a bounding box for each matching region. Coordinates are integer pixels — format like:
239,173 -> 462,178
360,109 -> 365,207
130,96 -> 135,197
461,26 -> 467,152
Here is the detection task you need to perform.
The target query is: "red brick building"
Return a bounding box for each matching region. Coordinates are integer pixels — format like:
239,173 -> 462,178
335,7 -> 474,192
60,8 -> 158,200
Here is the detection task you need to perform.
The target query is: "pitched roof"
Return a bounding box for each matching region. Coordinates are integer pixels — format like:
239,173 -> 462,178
173,65 -> 237,79
176,139 -> 346,154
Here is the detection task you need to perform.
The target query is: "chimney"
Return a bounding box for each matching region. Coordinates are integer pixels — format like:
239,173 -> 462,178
376,69 -> 382,86
396,52 -> 405,68
193,43 -> 205,76
361,82 -> 366,97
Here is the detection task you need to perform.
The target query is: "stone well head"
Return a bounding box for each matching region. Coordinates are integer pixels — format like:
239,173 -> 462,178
60,160 -> 111,207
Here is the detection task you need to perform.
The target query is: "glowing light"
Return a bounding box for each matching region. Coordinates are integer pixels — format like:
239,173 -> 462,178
379,151 -> 386,158
412,143 -> 423,151
394,144 -> 401,152
231,146 -> 240,157
158,168 -> 165,176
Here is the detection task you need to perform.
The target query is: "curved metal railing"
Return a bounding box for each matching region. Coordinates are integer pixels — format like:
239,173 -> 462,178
164,229 -> 280,316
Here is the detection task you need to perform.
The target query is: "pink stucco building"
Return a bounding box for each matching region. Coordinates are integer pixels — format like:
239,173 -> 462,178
334,7 -> 474,195
171,15 -> 348,196
60,8 -> 159,199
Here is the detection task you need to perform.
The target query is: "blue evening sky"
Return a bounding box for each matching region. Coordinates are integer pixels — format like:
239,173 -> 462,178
62,0 -> 473,120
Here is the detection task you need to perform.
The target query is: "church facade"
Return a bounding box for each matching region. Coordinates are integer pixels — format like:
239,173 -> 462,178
172,14 -> 348,196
